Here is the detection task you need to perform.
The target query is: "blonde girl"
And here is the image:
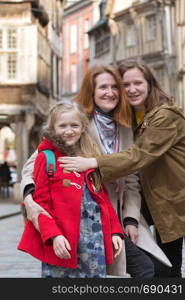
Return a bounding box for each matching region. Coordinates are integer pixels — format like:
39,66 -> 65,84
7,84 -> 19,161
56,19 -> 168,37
18,100 -> 124,278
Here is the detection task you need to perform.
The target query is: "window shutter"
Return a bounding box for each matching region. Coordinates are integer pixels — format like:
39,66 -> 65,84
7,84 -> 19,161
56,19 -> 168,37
18,25 -> 38,83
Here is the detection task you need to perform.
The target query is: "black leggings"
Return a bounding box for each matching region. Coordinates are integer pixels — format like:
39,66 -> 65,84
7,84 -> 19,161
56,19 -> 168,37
155,230 -> 183,277
125,235 -> 171,278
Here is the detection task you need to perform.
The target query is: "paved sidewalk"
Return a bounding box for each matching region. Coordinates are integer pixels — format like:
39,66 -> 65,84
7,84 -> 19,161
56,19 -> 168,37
0,197 -> 21,220
0,196 -> 185,277
0,214 -> 41,277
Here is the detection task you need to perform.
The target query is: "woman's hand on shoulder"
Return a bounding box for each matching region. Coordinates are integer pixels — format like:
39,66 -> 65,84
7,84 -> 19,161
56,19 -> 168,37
58,156 -> 98,172
24,194 -> 51,231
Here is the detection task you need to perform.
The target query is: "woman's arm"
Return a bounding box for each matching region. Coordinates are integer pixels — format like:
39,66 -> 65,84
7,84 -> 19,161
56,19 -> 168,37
60,109 -> 177,180
122,173 -> 141,243
58,156 -> 97,172
32,152 -> 62,242
20,150 -> 38,196
24,194 -> 51,231
96,109 -> 177,181
21,150 -> 51,231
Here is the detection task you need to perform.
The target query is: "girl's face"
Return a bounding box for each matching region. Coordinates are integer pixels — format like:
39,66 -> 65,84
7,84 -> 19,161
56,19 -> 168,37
54,110 -> 84,146
122,67 -> 149,111
94,72 -> 119,113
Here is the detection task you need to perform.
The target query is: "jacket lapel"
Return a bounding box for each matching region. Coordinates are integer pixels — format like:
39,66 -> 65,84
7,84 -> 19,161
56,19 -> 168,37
88,119 -> 107,154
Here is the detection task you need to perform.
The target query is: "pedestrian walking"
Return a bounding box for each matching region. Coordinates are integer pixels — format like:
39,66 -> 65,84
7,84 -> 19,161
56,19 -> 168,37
0,161 -> 11,198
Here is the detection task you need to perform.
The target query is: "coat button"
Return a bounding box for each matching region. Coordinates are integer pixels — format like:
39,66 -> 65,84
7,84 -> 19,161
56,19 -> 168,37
62,179 -> 71,187
63,169 -> 71,173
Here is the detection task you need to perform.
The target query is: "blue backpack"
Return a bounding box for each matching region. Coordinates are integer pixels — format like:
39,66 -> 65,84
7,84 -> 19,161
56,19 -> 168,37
42,150 -> 56,177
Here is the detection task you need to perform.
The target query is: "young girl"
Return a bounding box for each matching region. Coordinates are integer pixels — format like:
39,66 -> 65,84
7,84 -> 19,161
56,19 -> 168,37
18,100 -> 124,278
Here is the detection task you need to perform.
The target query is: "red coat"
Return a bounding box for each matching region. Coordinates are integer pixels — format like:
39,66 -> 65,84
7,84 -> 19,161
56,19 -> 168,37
18,139 -> 124,268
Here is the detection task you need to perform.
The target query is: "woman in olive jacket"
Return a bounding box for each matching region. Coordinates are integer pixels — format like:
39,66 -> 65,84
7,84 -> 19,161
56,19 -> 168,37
60,61 -> 185,277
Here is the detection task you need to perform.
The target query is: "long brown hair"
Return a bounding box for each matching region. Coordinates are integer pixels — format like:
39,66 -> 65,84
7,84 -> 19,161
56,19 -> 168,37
118,60 -> 174,113
74,64 -> 132,127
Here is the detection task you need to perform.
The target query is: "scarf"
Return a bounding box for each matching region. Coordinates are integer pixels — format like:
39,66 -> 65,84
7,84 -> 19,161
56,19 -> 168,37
94,108 -> 121,194
94,108 -> 119,154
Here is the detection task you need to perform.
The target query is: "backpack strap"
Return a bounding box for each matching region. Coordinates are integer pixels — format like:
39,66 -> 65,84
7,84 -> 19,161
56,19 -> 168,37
42,150 -> 56,177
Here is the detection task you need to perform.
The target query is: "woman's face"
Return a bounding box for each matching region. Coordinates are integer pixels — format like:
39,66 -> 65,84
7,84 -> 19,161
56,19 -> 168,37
122,67 -> 149,111
94,72 -> 119,113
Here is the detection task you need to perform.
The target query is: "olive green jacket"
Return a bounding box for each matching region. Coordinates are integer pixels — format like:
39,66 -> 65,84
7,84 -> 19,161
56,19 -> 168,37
97,104 -> 185,243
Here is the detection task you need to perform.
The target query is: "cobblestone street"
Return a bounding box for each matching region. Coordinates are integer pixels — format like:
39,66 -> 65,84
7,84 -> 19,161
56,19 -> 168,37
0,201 -> 185,278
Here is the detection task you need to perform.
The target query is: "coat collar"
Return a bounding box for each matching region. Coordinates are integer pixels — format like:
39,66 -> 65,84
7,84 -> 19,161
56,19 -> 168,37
37,138 -> 65,156
133,104 -> 185,136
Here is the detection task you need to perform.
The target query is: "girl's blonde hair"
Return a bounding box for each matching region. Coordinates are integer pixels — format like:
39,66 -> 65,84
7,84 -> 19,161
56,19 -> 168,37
45,99 -> 101,158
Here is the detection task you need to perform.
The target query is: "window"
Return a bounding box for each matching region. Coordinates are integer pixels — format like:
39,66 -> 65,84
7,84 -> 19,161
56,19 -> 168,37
95,27 -> 110,57
51,52 -> 61,98
8,29 -> 17,48
84,19 -> 90,49
0,28 -> 17,81
146,15 -> 156,41
7,53 -> 17,79
71,64 -> 77,93
70,24 -> 77,53
126,24 -> 137,47
0,25 -> 37,84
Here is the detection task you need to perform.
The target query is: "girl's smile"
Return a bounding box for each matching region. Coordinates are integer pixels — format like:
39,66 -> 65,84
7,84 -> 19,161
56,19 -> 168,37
54,111 -> 84,146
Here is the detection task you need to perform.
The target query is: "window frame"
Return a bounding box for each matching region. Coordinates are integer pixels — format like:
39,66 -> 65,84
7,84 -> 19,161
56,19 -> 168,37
0,27 -> 18,82
94,26 -> 110,57
146,14 -> 157,42
70,24 -> 77,54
